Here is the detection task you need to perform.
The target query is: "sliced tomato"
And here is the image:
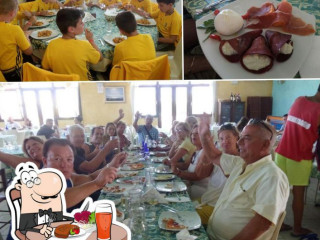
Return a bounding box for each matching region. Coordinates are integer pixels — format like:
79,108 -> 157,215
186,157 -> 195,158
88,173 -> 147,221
214,9 -> 220,15
209,34 -> 221,41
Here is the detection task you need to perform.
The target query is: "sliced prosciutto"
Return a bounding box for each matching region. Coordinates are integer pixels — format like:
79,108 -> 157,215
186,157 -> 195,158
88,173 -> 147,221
219,30 -> 263,62
265,30 -> 293,62
244,0 -> 315,36
241,36 -> 274,74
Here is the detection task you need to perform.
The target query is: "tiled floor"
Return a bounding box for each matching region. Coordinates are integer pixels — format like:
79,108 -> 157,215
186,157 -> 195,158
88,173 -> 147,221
0,178 -> 319,240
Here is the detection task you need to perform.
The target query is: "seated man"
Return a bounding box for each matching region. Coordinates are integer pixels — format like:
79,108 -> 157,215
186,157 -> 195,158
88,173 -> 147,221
199,114 -> 290,240
37,118 -> 59,139
83,126 -> 104,160
133,111 -> 159,143
67,125 -> 118,174
112,11 -> 156,66
5,117 -> 22,130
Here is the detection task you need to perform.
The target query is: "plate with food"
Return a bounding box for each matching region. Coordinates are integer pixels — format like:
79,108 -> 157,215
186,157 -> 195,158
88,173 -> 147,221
165,196 -> 190,203
116,171 -> 139,179
154,174 -> 175,181
120,163 -> 144,171
152,157 -> 166,163
52,224 -> 85,238
154,165 -> 172,174
156,181 -> 187,192
44,10 -> 58,16
104,8 -> 125,20
116,176 -> 146,185
137,18 -> 156,26
29,20 -> 50,29
102,183 -> 135,195
196,0 -> 315,79
30,28 -> 59,40
158,211 -> 201,231
74,210 -> 96,231
103,34 -> 127,46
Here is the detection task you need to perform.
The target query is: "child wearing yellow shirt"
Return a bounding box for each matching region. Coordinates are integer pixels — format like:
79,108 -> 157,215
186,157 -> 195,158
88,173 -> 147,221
0,0 -> 33,81
125,0 -> 152,14
112,11 -> 156,66
64,0 -> 85,7
31,0 -> 62,16
149,0 -> 181,51
99,0 -> 121,8
42,8 -> 103,80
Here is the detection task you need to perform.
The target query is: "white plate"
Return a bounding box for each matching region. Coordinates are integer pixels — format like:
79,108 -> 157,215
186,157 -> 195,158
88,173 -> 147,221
165,196 -> 191,203
137,18 -> 156,26
103,34 -> 127,46
116,176 -> 145,184
120,163 -> 144,171
126,156 -> 141,164
43,10 -> 58,17
152,157 -> 166,163
156,181 -> 187,192
299,36 -> 320,78
154,174 -> 175,181
154,165 -> 173,174
29,20 -> 50,29
104,8 -> 125,17
196,0 -> 315,79
52,226 -> 85,238
102,183 -> 136,195
158,211 -> 201,231
30,28 -> 59,40
116,171 -> 139,178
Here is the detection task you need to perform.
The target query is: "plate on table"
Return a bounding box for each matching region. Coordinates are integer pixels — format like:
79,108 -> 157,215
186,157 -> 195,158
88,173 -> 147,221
43,10 -> 58,17
154,174 -> 175,181
154,165 -> 172,174
102,183 -> 135,195
30,28 -> 59,40
120,163 -> 144,171
165,196 -> 190,203
126,156 -> 141,164
116,176 -> 146,185
137,18 -> 156,26
103,34 -> 127,46
29,20 -> 50,29
156,181 -> 187,192
158,211 -> 201,231
51,226 -> 85,238
116,171 -> 139,179
104,8 -> 125,18
196,0 -> 315,79
152,157 -> 166,163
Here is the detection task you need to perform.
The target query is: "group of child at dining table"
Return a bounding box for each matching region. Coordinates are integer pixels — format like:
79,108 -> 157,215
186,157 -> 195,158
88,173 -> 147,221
0,0 -> 182,81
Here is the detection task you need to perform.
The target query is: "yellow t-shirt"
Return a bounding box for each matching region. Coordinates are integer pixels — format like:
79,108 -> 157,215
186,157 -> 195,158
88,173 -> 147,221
31,0 -> 60,12
151,9 -> 181,46
64,0 -> 85,6
179,137 -> 196,162
130,0 -> 151,13
112,34 -> 156,66
151,2 -> 158,13
121,0 -> 129,5
0,22 -> 30,71
99,0 -> 120,6
42,38 -> 100,80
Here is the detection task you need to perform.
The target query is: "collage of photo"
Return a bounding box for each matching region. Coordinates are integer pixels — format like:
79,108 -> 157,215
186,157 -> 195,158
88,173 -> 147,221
0,0 -> 320,239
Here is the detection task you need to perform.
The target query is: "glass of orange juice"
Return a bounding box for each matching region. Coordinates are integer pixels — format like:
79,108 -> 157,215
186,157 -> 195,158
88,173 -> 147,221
96,203 -> 113,240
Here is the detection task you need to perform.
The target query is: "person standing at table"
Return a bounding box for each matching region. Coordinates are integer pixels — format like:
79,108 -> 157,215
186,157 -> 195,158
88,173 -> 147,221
37,118 -> 59,139
133,111 -> 159,144
0,0 -> 33,81
112,11 -> 156,66
275,85 -> 320,237
42,8 -> 103,80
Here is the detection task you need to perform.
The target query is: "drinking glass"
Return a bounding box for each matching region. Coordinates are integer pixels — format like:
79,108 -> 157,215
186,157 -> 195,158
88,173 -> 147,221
129,207 -> 147,239
96,203 -> 113,240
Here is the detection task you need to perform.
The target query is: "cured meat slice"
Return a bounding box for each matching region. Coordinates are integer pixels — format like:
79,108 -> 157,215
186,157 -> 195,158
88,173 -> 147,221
219,30 -> 263,62
241,36 -> 274,73
265,30 -> 293,62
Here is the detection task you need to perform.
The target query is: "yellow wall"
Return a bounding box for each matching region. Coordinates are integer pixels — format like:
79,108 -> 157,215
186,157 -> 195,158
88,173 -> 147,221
215,80 -> 273,120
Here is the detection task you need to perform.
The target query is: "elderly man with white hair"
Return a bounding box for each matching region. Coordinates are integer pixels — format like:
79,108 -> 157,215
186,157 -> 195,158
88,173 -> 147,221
67,125 -> 120,174
199,114 -> 289,240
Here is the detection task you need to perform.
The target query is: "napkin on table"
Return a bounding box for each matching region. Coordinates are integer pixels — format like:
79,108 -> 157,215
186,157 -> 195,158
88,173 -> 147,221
142,186 -> 169,204
176,229 -> 198,240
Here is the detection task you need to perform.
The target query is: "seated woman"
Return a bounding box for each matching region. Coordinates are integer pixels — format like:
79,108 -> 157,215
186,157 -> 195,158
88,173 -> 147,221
0,136 -> 44,169
103,122 -> 118,164
171,125 -> 212,199
195,123 -> 240,225
116,121 -> 131,150
163,122 -> 196,169
159,120 -> 178,148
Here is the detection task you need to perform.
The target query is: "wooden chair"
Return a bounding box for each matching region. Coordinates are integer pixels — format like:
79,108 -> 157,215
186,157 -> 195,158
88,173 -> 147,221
270,211 -> 286,240
0,168 -> 11,230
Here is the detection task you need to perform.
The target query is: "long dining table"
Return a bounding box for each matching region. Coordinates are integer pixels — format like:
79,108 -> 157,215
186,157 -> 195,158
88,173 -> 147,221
29,7 -> 159,61
99,148 -> 209,240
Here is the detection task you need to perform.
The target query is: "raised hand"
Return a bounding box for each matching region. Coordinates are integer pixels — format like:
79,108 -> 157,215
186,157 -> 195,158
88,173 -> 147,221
109,152 -> 127,168
95,167 -> 118,188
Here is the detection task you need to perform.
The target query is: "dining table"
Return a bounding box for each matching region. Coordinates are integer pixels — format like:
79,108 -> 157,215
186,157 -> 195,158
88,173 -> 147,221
29,6 -> 159,64
184,0 -> 320,78
98,148 -> 209,240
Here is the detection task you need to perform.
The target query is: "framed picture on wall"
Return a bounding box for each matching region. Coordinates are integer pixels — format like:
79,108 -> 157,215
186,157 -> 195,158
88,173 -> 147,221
105,87 -> 125,102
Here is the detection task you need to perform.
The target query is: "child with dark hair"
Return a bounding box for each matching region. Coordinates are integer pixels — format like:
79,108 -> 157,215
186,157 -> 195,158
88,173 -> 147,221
42,8 -> 103,80
112,11 -> 155,66
146,0 -> 181,51
0,0 -> 33,81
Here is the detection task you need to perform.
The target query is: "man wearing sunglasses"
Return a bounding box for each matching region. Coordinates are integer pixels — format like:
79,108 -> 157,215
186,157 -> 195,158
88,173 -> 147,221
275,84 -> 320,237
198,113 -> 289,240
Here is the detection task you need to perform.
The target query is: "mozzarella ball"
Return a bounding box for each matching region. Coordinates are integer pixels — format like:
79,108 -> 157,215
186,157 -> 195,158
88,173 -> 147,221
214,9 -> 244,36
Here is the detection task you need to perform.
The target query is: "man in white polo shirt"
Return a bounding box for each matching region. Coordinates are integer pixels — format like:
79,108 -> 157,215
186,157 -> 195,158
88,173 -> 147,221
199,114 -> 289,240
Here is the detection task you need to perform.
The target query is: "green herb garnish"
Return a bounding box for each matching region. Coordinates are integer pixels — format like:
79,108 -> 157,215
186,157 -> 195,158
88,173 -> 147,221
197,19 -> 217,42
